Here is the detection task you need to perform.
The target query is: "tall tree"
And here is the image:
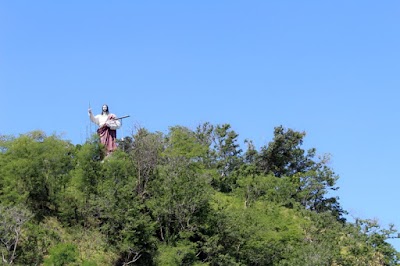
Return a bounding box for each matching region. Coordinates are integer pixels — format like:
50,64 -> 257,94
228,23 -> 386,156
256,126 -> 344,219
194,123 -> 243,192
0,131 -> 75,218
256,126 -> 314,177
130,128 -> 163,197
148,126 -> 212,243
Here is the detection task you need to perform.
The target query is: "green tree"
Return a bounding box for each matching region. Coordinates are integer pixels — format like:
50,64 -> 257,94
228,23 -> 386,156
1,124 -> 399,265
58,139 -> 103,226
94,151 -> 157,265
338,218 -> 400,265
43,243 -> 78,266
256,126 -> 314,177
16,221 -> 59,266
202,193 -> 304,265
129,128 -> 163,197
155,241 -> 198,266
235,173 -> 297,208
195,123 -> 243,192
147,126 -> 212,244
256,126 -> 344,219
147,159 -> 212,244
0,131 -> 75,218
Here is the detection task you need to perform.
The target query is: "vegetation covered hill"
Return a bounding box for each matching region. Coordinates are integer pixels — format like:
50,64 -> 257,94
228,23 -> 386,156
0,124 -> 398,265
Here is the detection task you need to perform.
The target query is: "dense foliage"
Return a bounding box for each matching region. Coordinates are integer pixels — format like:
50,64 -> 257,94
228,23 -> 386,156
0,124 -> 398,265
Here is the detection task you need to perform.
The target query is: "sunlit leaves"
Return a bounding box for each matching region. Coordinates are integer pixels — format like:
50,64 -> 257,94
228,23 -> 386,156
0,125 -> 398,265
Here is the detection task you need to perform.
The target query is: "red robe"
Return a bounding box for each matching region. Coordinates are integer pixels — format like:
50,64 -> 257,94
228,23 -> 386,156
97,115 -> 117,153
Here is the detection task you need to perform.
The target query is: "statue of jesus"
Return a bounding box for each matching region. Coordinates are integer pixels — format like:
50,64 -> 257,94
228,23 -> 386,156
88,104 -> 121,155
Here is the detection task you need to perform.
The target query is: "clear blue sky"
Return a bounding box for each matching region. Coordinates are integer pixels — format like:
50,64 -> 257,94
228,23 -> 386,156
1,1 -> 399,249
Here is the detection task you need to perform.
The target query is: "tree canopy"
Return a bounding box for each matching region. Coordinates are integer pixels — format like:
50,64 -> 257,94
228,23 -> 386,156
0,125 -> 398,265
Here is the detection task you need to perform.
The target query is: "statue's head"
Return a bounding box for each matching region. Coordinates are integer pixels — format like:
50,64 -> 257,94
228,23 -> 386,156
102,104 -> 109,115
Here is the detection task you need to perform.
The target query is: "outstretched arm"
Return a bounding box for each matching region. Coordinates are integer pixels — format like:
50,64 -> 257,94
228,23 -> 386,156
88,108 -> 99,125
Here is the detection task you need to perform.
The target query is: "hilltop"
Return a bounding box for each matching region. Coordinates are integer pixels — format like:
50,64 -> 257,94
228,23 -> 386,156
0,124 -> 398,265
